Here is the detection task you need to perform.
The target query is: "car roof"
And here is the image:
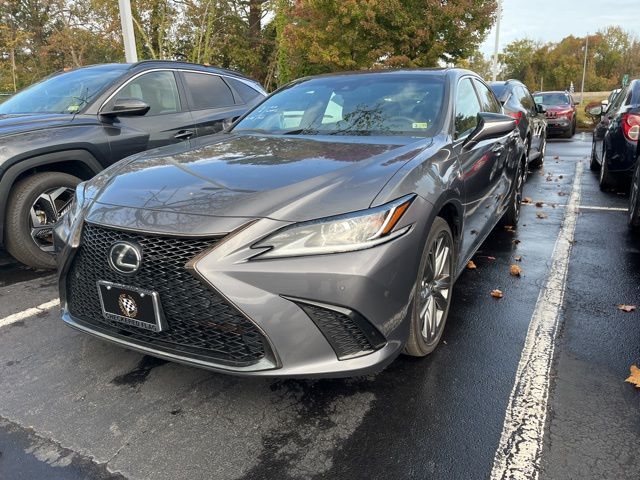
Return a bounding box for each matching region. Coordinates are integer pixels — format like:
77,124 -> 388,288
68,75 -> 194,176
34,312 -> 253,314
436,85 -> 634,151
54,61 -> 258,84
292,67 -> 480,85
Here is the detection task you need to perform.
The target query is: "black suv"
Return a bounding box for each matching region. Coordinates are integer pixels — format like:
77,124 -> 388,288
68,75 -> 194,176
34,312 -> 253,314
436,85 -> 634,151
490,79 -> 547,170
0,61 -> 266,269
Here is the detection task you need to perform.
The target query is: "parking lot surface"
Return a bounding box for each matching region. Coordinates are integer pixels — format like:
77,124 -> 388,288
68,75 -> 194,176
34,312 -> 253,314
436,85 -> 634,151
0,134 -> 638,479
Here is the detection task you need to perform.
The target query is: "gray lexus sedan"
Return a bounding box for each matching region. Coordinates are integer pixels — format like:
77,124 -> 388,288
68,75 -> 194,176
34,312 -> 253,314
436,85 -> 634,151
55,68 -> 524,377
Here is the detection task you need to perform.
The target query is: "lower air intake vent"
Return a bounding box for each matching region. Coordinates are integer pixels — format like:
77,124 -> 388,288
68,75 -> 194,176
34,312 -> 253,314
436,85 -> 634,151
296,301 -> 386,360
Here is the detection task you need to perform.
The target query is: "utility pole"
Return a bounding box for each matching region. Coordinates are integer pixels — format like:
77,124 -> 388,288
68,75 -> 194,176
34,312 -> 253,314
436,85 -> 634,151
491,0 -> 502,81
118,0 -> 138,63
580,33 -> 589,104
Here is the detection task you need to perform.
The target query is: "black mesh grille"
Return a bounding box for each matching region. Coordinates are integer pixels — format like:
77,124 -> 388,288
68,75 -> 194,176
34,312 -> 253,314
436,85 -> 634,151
66,223 -> 267,366
298,303 -> 381,360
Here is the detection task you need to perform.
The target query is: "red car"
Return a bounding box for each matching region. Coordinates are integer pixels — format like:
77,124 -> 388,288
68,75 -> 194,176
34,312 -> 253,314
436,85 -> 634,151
533,91 -> 578,138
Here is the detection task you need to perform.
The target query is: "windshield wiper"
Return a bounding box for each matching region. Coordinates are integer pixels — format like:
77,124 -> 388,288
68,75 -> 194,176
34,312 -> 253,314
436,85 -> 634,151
280,128 -> 316,135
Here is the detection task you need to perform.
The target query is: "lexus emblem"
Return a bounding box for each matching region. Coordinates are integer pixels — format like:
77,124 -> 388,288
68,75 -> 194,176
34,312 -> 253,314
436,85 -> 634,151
108,241 -> 142,275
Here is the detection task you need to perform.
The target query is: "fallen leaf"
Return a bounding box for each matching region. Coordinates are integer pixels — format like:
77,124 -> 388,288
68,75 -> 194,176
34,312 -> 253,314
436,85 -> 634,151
550,203 -> 557,208
625,365 -> 640,388
522,197 -> 533,204
553,155 -> 559,159
536,212 -> 548,219
490,289 -> 503,298
510,264 -> 522,277
618,304 -> 637,313
514,256 -> 522,261
535,201 -> 544,208
466,261 -> 477,270
546,176 -> 553,181
558,191 -> 567,197
559,175 -> 564,179
471,229 -> 478,235
513,239 -> 521,245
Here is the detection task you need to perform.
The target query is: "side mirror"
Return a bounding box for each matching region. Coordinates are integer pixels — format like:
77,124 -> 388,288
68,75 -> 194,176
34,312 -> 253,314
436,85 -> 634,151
463,113 -> 516,150
536,104 -> 546,114
587,105 -> 603,116
101,98 -> 150,117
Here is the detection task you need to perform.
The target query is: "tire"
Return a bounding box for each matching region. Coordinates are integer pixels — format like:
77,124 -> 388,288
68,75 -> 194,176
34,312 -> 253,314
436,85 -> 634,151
404,217 -> 455,357
629,161 -> 640,231
529,134 -> 546,169
5,172 -> 81,269
589,140 -> 600,171
599,149 -> 615,191
501,156 -> 526,227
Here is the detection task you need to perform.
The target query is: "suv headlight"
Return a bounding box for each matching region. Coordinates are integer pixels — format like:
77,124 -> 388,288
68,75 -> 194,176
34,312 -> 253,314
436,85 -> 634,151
252,195 -> 415,259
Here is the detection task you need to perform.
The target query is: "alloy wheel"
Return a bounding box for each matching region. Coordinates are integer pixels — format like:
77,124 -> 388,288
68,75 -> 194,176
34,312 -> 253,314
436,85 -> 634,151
29,186 -> 75,253
418,232 -> 453,344
630,167 -> 640,226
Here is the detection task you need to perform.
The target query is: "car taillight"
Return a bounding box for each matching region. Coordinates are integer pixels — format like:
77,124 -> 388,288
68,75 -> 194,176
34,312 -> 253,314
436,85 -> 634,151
507,111 -> 523,125
622,113 -> 640,141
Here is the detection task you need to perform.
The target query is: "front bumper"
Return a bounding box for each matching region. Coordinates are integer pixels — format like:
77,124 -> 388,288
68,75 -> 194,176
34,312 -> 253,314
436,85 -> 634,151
545,118 -> 572,133
56,199 -> 431,378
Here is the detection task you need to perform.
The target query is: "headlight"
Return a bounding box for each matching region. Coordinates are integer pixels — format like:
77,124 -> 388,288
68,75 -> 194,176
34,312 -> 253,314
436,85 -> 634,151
252,195 -> 415,259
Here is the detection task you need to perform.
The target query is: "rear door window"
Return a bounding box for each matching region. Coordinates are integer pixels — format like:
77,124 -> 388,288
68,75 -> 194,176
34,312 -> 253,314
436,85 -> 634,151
455,78 -> 482,139
182,72 -> 235,110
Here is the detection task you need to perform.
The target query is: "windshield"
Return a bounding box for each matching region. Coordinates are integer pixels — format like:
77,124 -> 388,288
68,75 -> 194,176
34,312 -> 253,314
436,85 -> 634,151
0,66 -> 127,115
533,93 -> 571,106
233,74 -> 445,136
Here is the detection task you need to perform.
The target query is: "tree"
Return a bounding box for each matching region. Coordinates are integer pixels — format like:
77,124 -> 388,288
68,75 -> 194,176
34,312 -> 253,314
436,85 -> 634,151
275,0 -> 498,85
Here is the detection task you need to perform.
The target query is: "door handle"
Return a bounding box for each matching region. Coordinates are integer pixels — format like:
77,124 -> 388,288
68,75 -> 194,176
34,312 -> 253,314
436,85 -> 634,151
175,129 -> 194,140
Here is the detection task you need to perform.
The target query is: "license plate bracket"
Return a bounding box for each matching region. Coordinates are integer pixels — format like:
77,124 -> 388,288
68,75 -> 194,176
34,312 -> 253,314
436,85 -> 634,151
97,281 -> 166,332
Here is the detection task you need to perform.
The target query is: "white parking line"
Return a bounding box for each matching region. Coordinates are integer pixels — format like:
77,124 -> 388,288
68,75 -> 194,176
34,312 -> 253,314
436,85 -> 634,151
0,299 -> 60,329
491,161 -> 583,480
579,205 -> 627,212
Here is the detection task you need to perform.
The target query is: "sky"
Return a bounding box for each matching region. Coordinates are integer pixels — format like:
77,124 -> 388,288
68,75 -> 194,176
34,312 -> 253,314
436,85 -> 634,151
479,0 -> 640,57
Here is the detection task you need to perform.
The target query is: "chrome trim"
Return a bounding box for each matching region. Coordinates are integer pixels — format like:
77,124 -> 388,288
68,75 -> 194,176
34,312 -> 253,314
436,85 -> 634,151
62,311 -> 278,373
108,241 -> 142,274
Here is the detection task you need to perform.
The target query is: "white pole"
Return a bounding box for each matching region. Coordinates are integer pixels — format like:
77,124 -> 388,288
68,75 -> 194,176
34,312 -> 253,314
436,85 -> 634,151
491,0 -> 502,81
580,33 -> 588,104
118,0 -> 138,63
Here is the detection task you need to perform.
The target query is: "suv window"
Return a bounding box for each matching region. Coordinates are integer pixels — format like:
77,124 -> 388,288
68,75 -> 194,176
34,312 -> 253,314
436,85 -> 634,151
112,71 -> 181,116
455,78 -> 482,139
227,78 -> 262,104
474,79 -> 501,113
183,72 -> 235,110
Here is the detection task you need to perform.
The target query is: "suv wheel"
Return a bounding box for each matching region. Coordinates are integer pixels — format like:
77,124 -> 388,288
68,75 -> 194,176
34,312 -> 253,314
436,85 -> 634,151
5,172 -> 80,269
530,135 -> 546,169
501,156 -> 526,226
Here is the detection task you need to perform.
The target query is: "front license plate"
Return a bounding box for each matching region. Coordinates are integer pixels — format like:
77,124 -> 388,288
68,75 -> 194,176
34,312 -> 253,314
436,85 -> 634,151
97,281 -> 166,332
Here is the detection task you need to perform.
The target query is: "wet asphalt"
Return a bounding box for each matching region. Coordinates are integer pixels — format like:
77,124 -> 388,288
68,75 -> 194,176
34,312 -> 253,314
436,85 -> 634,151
0,134 -> 638,480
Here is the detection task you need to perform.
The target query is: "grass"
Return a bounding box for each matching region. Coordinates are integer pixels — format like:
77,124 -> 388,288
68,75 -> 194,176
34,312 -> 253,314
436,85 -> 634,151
574,92 -> 610,130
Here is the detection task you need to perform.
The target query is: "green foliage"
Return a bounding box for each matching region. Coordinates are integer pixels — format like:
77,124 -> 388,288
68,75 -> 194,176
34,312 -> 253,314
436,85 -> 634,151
499,28 -> 640,92
1,0 -> 498,93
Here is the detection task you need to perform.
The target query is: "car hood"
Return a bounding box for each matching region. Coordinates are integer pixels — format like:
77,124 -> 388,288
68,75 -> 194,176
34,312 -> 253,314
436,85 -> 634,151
85,133 -> 429,230
0,113 -> 75,136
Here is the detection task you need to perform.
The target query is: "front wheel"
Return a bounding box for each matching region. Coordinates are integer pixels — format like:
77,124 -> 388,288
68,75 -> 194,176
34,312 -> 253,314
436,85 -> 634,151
501,157 -> 526,226
5,172 -> 80,269
599,150 -> 615,190
590,141 -> 600,171
629,162 -> 640,231
404,217 -> 454,357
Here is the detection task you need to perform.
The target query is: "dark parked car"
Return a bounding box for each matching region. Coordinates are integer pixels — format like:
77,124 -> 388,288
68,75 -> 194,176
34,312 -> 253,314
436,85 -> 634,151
490,79 -> 547,170
629,144 -> 640,230
533,91 -> 578,138
55,68 -> 524,377
0,61 -> 266,269
589,79 -> 640,189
